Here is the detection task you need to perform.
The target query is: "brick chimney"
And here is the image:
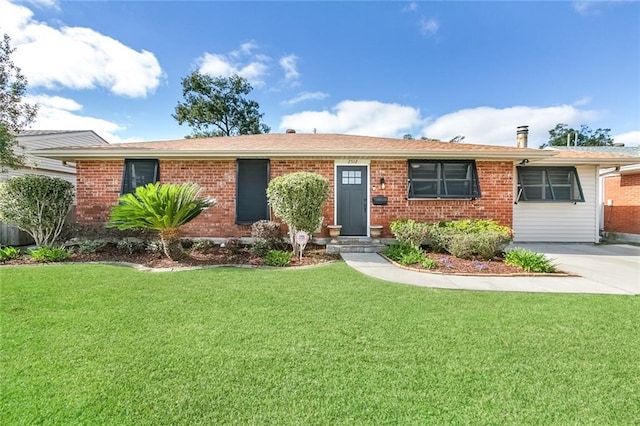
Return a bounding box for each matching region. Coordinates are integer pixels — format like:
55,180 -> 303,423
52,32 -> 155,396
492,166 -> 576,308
516,125 -> 529,148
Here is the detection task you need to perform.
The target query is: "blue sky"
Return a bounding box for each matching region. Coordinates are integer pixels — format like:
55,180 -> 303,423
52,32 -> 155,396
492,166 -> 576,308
1,0 -> 639,147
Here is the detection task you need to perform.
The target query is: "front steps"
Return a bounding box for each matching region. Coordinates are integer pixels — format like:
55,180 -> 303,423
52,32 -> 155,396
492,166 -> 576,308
325,237 -> 388,254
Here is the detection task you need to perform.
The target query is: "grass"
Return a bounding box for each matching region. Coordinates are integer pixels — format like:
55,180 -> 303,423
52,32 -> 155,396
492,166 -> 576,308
2,263 -> 639,425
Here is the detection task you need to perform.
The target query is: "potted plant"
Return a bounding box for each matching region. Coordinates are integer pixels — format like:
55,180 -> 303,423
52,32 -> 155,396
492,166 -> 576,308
327,225 -> 342,243
369,225 -> 383,242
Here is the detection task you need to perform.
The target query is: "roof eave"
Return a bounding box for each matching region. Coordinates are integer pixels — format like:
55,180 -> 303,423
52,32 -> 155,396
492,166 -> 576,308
532,157 -> 640,166
30,148 -> 554,162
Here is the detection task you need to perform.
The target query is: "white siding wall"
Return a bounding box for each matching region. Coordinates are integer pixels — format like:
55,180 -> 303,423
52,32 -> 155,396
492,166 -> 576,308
513,165 -> 598,242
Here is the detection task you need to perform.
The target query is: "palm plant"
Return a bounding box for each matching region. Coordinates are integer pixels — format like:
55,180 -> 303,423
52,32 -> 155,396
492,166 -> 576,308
108,182 -> 216,260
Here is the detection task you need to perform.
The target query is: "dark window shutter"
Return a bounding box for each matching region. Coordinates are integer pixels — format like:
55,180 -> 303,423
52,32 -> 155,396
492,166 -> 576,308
236,159 -> 270,224
516,166 -> 584,202
408,160 -> 481,199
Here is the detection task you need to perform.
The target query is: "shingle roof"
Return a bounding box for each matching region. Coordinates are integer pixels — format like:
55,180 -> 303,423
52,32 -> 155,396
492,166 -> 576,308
552,146 -> 640,157
33,133 -> 551,158
19,130 -> 91,137
30,132 -> 640,166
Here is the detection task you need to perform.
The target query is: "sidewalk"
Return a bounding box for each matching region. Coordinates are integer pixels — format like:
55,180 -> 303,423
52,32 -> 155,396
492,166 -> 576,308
341,245 -> 639,295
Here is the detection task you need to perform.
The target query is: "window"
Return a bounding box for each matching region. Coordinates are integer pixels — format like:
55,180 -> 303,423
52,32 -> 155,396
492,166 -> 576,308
341,170 -> 362,185
236,159 -> 270,224
408,160 -> 481,199
121,159 -> 159,194
516,166 -> 584,202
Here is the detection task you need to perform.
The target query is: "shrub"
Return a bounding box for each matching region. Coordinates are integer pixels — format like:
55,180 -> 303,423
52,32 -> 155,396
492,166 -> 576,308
390,219 -> 429,248
191,240 -> 214,252
29,247 -> 71,262
425,219 -> 514,259
504,248 -> 557,273
384,243 -> 417,262
108,182 -> 216,260
423,225 -> 452,253
0,246 -> 21,261
221,238 -> 243,255
420,257 -> 437,269
250,239 -> 272,257
443,219 -> 512,235
117,239 -> 146,254
447,230 -> 513,260
77,240 -> 106,254
263,250 -> 292,267
384,243 -> 433,267
251,220 -> 283,244
399,250 -> 427,266
0,175 -> 74,247
145,240 -> 164,254
266,172 -> 329,257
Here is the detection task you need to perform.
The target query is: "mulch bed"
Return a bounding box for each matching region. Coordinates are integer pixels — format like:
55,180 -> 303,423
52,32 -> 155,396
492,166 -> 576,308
2,244 -> 341,269
382,251 -> 567,276
3,244 -> 562,276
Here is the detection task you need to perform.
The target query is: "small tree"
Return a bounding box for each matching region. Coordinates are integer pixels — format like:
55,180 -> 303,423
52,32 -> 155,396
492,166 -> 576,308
266,172 -> 329,256
0,175 -> 74,247
108,182 -> 215,260
1,34 -> 38,170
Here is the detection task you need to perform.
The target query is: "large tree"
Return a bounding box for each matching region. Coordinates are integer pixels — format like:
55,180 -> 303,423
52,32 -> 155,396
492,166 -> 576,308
542,123 -> 613,148
0,33 -> 38,170
173,72 -> 270,138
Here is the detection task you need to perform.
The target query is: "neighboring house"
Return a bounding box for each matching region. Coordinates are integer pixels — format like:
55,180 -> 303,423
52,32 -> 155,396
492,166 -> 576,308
550,146 -> 640,243
1,130 -> 108,245
32,129 -> 638,243
1,130 -> 108,184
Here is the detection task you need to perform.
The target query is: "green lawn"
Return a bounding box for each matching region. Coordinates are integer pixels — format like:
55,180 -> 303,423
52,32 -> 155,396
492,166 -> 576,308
1,263 -> 638,425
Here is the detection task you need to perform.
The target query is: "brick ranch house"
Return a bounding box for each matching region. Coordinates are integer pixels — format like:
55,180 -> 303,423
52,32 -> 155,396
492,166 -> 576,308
33,129 -> 638,243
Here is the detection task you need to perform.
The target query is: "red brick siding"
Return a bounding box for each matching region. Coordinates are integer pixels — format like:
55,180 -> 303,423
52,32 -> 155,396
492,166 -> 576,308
369,160 -> 513,236
76,160 -> 123,223
75,158 -> 514,238
603,174 -> 640,234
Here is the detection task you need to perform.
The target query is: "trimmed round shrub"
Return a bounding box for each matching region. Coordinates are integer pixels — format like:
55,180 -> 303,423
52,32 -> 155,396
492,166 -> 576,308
0,174 -> 74,247
266,172 -> 329,256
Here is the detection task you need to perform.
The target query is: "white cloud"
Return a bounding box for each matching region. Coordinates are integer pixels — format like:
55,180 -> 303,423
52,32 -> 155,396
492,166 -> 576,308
24,94 -> 141,143
572,0 -> 629,16
280,101 -> 601,144
421,105 -> 600,147
0,0 -> 163,98
419,17 -> 439,37
402,1 -> 419,13
279,100 -> 423,137
573,96 -> 592,106
197,42 -> 270,87
613,130 -> 640,147
283,91 -> 329,106
280,54 -> 300,83
20,0 -> 59,9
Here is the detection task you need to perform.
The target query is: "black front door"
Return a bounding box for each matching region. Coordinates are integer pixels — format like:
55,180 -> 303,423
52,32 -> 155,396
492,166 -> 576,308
336,166 -> 367,236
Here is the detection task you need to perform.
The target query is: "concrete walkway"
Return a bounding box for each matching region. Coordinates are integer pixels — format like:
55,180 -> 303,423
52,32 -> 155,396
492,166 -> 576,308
341,243 -> 640,295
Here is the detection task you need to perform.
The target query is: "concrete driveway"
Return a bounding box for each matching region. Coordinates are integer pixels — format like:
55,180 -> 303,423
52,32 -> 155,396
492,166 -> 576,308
342,243 -> 639,295
510,243 -> 640,295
